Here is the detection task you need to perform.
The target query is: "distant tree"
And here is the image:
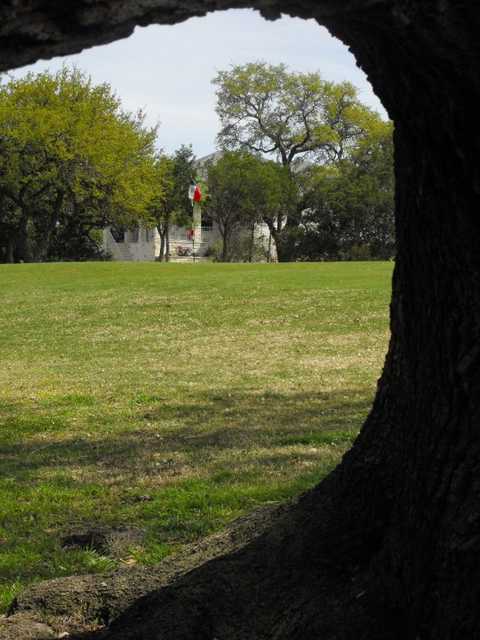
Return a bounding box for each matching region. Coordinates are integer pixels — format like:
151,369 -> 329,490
204,151 -> 267,262
213,62 -> 391,260
0,68 -> 157,262
251,160 -> 299,261
213,62 -> 378,169
296,120 -> 395,260
148,156 -> 174,262
147,145 -> 196,262
0,185 -> 21,263
169,145 -> 197,216
347,120 -> 395,258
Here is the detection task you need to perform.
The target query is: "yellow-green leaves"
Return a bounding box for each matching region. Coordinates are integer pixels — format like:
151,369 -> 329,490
213,62 -> 384,168
0,67 -> 158,261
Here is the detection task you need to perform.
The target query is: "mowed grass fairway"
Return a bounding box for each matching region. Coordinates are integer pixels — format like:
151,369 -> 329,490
0,261 -> 392,610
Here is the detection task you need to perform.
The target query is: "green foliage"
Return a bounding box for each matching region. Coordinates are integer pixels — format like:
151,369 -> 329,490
204,151 -> 262,261
0,67 -> 158,262
294,121 -> 395,260
251,160 -> 299,261
213,61 -> 379,168
147,145 -> 196,261
170,145 -> 197,220
204,151 -> 299,262
213,62 -> 394,261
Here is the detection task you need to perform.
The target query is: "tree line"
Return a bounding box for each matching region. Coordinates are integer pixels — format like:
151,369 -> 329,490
0,64 -> 394,263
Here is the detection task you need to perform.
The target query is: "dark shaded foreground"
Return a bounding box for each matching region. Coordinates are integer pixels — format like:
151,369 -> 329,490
3,505 -> 287,638
3,480 -> 382,639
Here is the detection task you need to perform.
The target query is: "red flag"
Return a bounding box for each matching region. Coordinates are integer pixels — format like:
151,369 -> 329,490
193,185 -> 202,203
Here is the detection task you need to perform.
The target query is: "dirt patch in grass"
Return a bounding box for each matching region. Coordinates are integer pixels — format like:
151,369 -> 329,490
6,503 -> 286,637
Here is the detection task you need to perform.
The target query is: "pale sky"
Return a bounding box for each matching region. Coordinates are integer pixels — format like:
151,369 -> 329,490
10,9 -> 387,158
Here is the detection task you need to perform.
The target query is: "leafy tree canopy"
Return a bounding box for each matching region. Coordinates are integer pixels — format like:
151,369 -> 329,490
204,150 -> 264,261
0,67 -> 157,261
295,120 -> 395,260
213,62 -> 381,169
147,145 -> 196,261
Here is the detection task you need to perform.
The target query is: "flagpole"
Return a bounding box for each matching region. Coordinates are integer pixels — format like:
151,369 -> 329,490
193,211 -> 196,264
189,179 -> 201,265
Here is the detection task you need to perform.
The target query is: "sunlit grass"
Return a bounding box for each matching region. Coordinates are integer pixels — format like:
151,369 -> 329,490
0,261 -> 392,610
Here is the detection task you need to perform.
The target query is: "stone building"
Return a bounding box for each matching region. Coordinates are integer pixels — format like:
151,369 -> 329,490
103,214 -> 275,262
102,208 -> 217,262
103,152 -> 276,262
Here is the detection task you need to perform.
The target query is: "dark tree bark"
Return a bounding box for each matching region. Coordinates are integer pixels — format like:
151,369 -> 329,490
158,227 -> 166,262
248,221 -> 255,262
105,4 -> 480,636
156,224 -> 170,262
2,2 -> 480,638
220,227 -> 229,262
14,212 -> 30,263
6,238 -> 14,263
216,218 -> 234,262
165,225 -> 170,262
157,223 -> 172,262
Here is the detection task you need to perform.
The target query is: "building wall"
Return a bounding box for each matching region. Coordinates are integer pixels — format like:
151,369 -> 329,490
104,219 -> 276,262
103,227 -> 157,261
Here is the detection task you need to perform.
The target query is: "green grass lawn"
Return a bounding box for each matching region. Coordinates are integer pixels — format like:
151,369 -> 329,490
0,261 -> 392,611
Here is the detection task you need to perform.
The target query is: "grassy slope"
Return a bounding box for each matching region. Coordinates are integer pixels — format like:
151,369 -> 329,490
0,261 -> 392,610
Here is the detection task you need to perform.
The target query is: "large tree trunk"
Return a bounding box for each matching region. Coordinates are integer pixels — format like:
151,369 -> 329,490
103,5 -> 480,637
2,2 -> 480,639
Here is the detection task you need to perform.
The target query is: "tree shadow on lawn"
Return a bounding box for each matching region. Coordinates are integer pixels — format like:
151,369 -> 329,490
0,387 -> 373,605
0,388 -> 372,484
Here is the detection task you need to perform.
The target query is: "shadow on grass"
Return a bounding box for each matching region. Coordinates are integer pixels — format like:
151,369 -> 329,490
0,387 -> 373,606
0,388 -> 371,483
